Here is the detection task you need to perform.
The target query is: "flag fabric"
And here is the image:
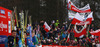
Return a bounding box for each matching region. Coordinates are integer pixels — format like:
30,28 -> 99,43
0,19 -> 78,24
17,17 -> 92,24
79,35 -> 84,38
67,0 -> 71,10
74,28 -> 86,37
67,0 -> 70,3
73,24 -> 87,37
66,34 -> 70,42
71,3 -> 91,13
86,12 -> 93,24
71,12 -> 93,25
71,13 -> 84,25
90,29 -> 100,36
43,22 -> 51,32
67,0 -> 91,13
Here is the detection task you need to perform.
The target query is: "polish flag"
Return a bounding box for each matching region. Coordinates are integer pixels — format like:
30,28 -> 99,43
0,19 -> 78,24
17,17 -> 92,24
79,35 -> 84,38
71,3 -> 91,13
71,12 -> 93,25
66,34 -> 70,42
43,22 -> 51,32
67,0 -> 91,13
71,13 -> 84,25
86,12 -> 93,24
73,24 -> 87,37
67,0 -> 72,10
73,28 -> 87,37
90,29 -> 100,36
68,0 -> 70,3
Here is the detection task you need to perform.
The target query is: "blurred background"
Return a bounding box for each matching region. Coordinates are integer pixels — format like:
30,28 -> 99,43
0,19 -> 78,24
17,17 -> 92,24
0,0 -> 100,27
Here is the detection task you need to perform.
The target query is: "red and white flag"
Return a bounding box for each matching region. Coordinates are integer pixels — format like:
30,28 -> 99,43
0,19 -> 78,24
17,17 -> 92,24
71,3 -> 91,13
73,24 -> 87,37
43,22 -> 51,32
71,13 -> 84,25
74,28 -> 86,37
86,12 -> 93,24
71,12 -> 93,25
90,29 -> 100,36
66,34 -> 70,42
67,0 -> 91,13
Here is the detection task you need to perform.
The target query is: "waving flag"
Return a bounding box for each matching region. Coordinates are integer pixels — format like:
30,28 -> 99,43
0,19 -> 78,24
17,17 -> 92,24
67,0 -> 91,13
71,13 -> 84,25
71,3 -> 91,13
86,12 -> 93,24
73,24 -> 87,37
43,22 -> 51,32
71,12 -> 93,25
90,29 -> 100,36
66,34 -> 70,42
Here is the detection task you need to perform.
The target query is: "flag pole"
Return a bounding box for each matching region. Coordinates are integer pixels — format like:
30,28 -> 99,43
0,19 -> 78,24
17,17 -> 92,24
12,11 -> 15,30
10,12 -> 13,30
13,7 -> 19,28
68,23 -> 71,30
25,10 -> 28,31
87,25 -> 90,37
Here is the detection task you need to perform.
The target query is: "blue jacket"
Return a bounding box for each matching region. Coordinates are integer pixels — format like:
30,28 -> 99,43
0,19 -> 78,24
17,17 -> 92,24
62,33 -> 67,39
26,36 -> 36,47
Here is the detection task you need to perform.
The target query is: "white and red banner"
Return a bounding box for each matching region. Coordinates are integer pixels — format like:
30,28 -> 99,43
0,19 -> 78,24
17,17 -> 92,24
86,12 -> 93,24
73,24 -> 87,37
0,7 -> 12,46
90,29 -> 100,36
43,22 -> 51,32
68,10 -> 85,20
42,45 -> 81,47
71,12 -> 93,25
67,0 -> 91,13
71,13 -> 84,25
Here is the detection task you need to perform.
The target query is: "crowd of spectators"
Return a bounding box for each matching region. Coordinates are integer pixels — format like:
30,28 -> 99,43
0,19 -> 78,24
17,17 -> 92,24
5,20 -> 100,47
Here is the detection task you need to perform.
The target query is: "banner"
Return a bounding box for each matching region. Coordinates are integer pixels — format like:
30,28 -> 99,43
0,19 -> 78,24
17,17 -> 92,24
0,7 -> 12,36
68,10 -> 85,20
42,45 -> 81,47
71,3 -> 91,13
0,7 -> 12,47
90,29 -> 100,36
73,24 -> 87,37
68,1 -> 91,13
71,13 -> 84,25
71,12 -> 93,25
